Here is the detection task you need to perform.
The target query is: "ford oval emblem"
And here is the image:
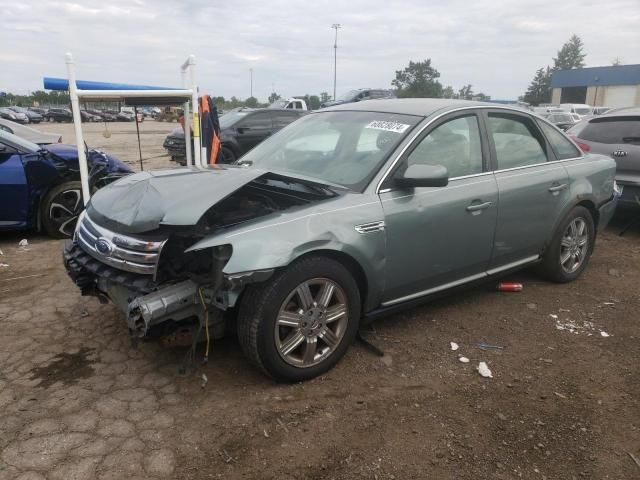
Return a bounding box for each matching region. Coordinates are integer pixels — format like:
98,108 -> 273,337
95,237 -> 113,256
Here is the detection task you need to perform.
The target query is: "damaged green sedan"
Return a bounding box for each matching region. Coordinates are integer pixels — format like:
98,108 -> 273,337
64,99 -> 619,381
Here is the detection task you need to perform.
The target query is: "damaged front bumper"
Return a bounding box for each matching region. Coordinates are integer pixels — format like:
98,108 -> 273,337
63,241 -> 272,340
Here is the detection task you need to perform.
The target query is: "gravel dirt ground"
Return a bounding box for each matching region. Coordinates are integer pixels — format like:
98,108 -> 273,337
0,121 -> 639,479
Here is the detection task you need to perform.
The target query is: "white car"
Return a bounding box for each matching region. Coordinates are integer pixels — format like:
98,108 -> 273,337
559,103 -> 593,118
0,118 -> 62,144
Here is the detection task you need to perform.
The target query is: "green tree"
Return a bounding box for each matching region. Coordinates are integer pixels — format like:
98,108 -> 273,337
392,59 -> 443,98
245,96 -> 259,107
474,92 -> 491,101
308,95 -> 321,109
320,92 -> 331,103
523,67 -> 552,106
458,84 -> 474,100
441,86 -> 455,99
268,92 -> 281,104
553,34 -> 586,70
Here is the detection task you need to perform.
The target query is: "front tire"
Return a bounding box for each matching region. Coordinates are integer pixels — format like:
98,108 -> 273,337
237,256 -> 361,382
41,181 -> 84,238
537,206 -> 595,283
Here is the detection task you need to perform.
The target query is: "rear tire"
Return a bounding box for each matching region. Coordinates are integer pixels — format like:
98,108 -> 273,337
237,256 -> 360,382
537,206 -> 595,283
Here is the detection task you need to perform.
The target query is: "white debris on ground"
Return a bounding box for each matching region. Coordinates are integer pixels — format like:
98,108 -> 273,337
554,318 -> 596,335
450,342 -> 459,351
0,263 -> 8,268
18,239 -> 28,247
459,356 -> 470,363
477,362 -> 493,378
549,314 -> 558,319
600,331 -> 610,338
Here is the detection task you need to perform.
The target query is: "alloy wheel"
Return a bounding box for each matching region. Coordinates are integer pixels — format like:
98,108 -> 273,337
49,188 -> 83,237
560,217 -> 589,274
275,278 -> 349,368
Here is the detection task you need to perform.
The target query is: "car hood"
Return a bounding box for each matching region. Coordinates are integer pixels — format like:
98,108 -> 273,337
44,144 -> 131,174
86,166 -> 340,234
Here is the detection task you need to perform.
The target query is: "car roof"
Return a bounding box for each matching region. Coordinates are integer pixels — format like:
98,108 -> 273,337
599,106 -> 640,117
320,98 -> 495,117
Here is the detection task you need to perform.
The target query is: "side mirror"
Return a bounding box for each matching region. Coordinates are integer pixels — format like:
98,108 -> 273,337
0,144 -> 7,153
394,164 -> 449,188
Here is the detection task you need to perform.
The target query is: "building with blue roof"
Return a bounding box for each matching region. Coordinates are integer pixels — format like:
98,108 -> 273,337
550,64 -> 640,107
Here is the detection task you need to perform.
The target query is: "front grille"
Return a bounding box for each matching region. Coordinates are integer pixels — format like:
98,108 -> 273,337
75,214 -> 166,276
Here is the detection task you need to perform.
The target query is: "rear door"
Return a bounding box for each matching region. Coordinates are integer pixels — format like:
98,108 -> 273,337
485,110 -> 570,269
380,110 -> 498,303
272,111 -> 304,134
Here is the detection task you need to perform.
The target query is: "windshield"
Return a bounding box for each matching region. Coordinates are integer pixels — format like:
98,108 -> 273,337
337,90 -> 360,102
219,110 -> 250,129
0,129 -> 39,153
237,111 -> 421,191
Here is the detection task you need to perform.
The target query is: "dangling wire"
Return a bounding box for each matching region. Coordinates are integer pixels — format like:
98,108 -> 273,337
197,287 -> 211,364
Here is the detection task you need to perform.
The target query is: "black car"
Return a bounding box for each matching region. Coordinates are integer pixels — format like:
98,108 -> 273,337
45,108 -> 73,122
29,107 -> 48,116
164,108 -> 308,164
86,109 -> 117,122
9,106 -> 43,124
320,88 -> 395,108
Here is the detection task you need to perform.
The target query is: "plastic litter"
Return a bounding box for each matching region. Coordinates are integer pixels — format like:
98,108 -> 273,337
475,342 -> 504,351
549,314 -> 559,319
200,373 -> 208,389
600,331 -> 610,337
459,356 -> 470,363
477,362 -> 493,378
18,239 -> 28,247
497,282 -> 523,292
0,263 -> 8,268
450,342 -> 459,351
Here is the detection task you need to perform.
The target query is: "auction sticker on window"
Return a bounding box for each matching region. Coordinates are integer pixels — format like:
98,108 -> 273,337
365,120 -> 411,133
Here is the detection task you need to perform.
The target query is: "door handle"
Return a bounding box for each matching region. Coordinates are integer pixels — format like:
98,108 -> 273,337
466,201 -> 493,212
548,183 -> 568,194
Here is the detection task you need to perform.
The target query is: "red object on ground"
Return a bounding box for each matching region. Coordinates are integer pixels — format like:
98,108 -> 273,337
497,282 -> 523,292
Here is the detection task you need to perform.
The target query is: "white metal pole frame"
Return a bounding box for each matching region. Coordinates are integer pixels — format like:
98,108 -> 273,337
65,53 -> 92,205
181,69 -> 193,166
182,55 -> 202,167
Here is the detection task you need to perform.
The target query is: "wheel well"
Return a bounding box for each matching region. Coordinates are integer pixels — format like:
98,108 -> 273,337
296,250 -> 368,309
576,200 -> 599,231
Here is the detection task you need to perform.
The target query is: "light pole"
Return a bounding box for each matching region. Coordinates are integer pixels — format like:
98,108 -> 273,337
250,68 -> 253,98
331,24 -> 341,101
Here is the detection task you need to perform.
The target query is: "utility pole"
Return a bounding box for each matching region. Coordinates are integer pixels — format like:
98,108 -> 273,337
250,68 -> 253,98
331,24 -> 341,101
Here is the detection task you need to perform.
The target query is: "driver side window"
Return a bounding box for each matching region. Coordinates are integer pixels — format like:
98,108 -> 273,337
405,115 -> 484,179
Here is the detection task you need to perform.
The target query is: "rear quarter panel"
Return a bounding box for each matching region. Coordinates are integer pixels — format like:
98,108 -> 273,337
560,153 -> 617,230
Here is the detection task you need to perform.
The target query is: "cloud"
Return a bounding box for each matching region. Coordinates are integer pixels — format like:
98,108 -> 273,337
1,0 -> 639,100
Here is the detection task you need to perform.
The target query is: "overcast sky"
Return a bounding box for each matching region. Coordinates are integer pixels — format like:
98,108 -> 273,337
1,0 -> 639,101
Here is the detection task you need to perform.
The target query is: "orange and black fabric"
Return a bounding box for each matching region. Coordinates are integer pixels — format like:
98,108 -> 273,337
199,95 -> 222,165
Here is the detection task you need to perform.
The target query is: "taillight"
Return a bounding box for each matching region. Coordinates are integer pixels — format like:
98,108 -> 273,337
569,135 -> 590,152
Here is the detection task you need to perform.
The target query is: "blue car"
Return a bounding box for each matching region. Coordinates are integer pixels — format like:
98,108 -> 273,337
0,130 -> 131,237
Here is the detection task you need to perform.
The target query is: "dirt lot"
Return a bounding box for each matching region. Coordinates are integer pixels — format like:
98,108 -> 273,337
1,121 -> 639,479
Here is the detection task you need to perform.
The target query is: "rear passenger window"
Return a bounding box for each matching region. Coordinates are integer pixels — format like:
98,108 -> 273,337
488,113 -> 548,169
539,121 -> 581,159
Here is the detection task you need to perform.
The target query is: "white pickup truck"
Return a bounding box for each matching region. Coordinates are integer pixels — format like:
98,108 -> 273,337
267,98 -> 309,110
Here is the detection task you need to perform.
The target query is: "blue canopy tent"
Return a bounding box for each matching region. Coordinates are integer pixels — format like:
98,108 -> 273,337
44,53 -> 202,204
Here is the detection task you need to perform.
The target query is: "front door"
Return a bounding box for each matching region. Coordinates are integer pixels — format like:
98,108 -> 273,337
380,112 -> 498,305
235,111 -> 274,154
0,146 -> 28,228
484,110 -> 570,268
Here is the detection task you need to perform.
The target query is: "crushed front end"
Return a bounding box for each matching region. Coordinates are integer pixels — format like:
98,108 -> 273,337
63,212 -> 234,343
